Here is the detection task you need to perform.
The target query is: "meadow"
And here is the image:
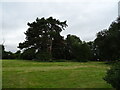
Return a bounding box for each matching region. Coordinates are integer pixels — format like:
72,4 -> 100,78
2,60 -> 113,88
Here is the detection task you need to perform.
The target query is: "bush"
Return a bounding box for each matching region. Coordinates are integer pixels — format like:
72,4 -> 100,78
104,62 -> 120,90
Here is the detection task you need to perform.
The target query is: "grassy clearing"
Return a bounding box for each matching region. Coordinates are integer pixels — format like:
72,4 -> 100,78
2,60 -> 112,88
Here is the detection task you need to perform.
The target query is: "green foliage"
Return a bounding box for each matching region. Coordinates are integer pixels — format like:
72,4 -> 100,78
1,45 -> 15,59
20,48 -> 35,60
65,34 -> 91,61
104,62 -> 120,90
78,42 -> 91,62
3,16 -> 120,62
94,17 -> 120,61
14,50 -> 21,59
65,34 -> 82,60
87,41 -> 96,61
52,33 -> 66,59
36,52 -> 52,61
18,17 -> 67,60
2,51 -> 15,59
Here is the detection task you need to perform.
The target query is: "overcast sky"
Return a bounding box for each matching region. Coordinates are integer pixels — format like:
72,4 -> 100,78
0,0 -> 119,52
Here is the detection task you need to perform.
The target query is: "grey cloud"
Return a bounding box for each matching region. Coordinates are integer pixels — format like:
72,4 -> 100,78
2,1 -> 118,52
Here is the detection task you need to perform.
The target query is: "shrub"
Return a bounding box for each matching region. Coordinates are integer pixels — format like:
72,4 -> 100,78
104,62 -> 120,90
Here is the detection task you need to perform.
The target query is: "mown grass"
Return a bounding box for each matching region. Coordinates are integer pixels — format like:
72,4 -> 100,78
2,60 -> 112,88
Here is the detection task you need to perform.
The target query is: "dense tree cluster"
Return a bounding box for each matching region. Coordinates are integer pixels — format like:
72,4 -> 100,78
1,16 -> 120,62
17,17 -> 91,61
65,34 -> 91,61
94,17 -> 120,61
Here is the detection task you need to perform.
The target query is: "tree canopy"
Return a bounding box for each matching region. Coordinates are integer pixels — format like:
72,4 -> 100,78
94,17 -> 120,61
2,16 -> 120,62
18,17 -> 68,60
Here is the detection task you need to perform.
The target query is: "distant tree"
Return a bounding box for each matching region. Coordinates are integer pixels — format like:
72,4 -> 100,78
79,42 -> 91,61
65,34 -> 91,61
0,44 -> 4,52
94,17 -> 120,61
65,34 -> 82,60
1,45 -> 15,59
1,45 -> 6,59
14,50 -> 21,59
87,41 -> 95,60
0,45 -> 4,59
4,51 -> 15,59
18,17 -> 67,60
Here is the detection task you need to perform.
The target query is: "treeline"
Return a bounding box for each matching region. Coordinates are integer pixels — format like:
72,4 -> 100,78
1,16 -> 120,62
2,45 -> 20,59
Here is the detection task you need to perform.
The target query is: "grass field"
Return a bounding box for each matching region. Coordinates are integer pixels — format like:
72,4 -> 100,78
2,60 -> 112,88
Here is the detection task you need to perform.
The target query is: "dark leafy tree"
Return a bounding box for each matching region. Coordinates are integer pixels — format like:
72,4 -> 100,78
94,17 -> 120,61
1,45 -> 15,59
65,34 -> 91,61
52,36 -> 66,60
0,45 -> 4,59
87,41 -> 95,60
18,17 -> 67,60
20,48 -> 35,60
3,51 -> 15,59
79,42 -> 91,61
65,34 -> 82,60
14,50 -> 21,59
104,62 -> 120,90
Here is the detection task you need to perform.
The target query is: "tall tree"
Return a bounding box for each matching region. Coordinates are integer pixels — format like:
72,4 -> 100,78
94,17 -> 120,61
65,34 -> 91,61
65,34 -> 82,60
18,17 -> 67,60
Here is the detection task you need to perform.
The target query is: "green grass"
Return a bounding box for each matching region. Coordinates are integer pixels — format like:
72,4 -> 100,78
2,60 -> 112,88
